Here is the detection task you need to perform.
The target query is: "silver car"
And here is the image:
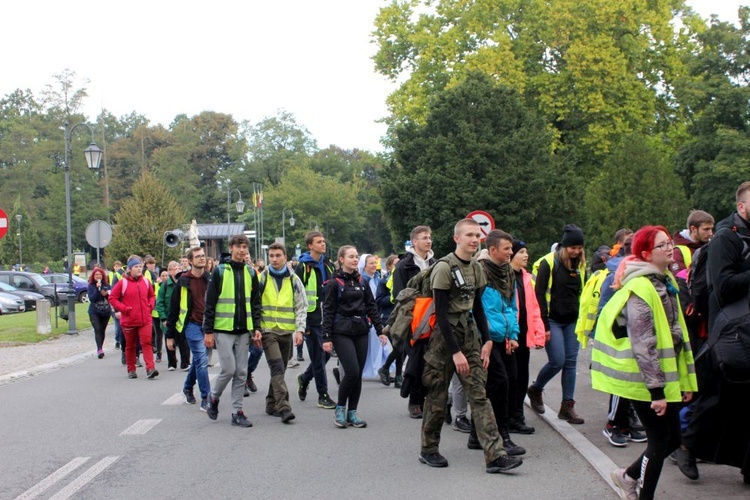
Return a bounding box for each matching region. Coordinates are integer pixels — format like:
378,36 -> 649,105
0,281 -> 45,311
0,291 -> 25,315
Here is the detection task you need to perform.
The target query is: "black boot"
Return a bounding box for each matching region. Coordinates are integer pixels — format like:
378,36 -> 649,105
508,416 -> 535,434
501,427 -> 526,456
467,419 -> 481,449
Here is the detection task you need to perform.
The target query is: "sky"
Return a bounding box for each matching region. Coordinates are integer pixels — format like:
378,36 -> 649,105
0,1 -> 746,154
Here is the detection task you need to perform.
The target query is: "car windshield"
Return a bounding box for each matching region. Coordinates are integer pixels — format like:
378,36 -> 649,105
0,282 -> 18,292
30,274 -> 50,287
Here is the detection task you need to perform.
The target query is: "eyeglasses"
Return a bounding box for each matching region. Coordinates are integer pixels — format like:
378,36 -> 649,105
652,241 -> 674,252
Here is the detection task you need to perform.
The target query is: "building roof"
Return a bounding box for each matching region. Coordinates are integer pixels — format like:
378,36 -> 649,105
197,223 -> 248,239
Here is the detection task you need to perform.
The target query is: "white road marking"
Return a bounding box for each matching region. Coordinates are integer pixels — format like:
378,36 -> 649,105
14,457 -> 90,500
119,419 -> 162,436
162,393 -> 186,405
47,456 -> 119,500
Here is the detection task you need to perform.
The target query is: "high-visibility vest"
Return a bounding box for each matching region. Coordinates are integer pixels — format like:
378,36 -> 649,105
675,245 -> 692,269
259,272 -> 296,331
301,262 -> 334,313
175,286 -> 190,333
575,268 -> 610,347
531,252 -> 585,311
591,274 -> 698,402
213,264 -> 254,332
144,271 -> 160,318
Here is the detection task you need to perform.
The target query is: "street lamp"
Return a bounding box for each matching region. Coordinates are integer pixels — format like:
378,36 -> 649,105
64,121 -> 103,335
309,219 -> 320,232
15,214 -> 22,269
226,181 -> 245,241
282,209 -> 295,248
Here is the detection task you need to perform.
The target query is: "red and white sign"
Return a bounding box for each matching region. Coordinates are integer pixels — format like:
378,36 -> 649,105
467,210 -> 495,241
0,208 -> 8,240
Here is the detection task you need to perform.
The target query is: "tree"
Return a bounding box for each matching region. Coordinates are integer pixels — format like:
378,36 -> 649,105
107,173 -> 186,264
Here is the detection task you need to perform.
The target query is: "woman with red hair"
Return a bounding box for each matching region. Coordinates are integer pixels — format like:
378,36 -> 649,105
592,225 -> 698,499
87,267 -> 112,359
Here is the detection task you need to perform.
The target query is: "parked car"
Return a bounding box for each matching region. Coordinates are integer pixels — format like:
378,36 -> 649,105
0,281 -> 45,311
0,290 -> 25,315
0,271 -> 70,306
41,274 -> 90,303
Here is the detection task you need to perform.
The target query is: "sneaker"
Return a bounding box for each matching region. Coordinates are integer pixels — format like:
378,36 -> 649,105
346,409 -> 367,428
453,415 -> 471,433
628,404 -> 644,432
121,354 -> 126,366
147,369 -> 159,379
135,358 -> 143,368
287,358 -> 300,368
409,404 -> 423,419
332,367 -> 341,385
623,428 -> 647,443
394,375 -> 403,388
168,366 -> 176,371
527,384 -> 545,414
334,405 -> 347,428
508,417 -> 535,435
183,388 -> 197,405
486,454 -> 523,473
378,366 -> 391,386
297,374 -> 308,401
603,426 -> 628,447
444,403 -> 453,425
181,365 -> 190,371
280,409 -> 296,423
419,452 -> 448,468
156,355 -> 162,363
127,371 -> 137,379
244,385 -> 250,397
675,446 -> 699,480
502,437 -> 526,456
318,393 -> 336,409
610,468 -> 638,500
296,354 -> 304,362
115,342 -> 120,350
246,376 -> 258,393
231,410 -> 253,427
467,433 -> 481,450
97,349 -> 104,359
668,451 -> 677,463
206,396 -> 219,420
200,398 -> 209,412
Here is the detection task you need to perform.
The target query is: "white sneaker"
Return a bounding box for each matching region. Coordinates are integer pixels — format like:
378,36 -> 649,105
610,468 -> 638,500
287,358 -> 300,368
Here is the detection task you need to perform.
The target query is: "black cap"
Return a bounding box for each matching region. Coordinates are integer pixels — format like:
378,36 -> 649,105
561,224 -> 584,248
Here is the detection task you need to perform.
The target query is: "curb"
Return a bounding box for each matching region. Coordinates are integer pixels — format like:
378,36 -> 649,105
0,348 -> 95,386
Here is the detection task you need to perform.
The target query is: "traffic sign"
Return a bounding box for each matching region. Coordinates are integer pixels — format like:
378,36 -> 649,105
0,208 -> 8,240
85,220 -> 113,248
467,210 -> 495,241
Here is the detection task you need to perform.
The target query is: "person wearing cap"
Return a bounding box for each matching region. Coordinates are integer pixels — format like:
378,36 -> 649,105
527,224 -> 586,424
109,255 -> 158,379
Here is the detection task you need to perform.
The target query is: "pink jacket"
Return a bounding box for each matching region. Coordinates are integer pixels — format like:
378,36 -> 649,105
516,268 -> 546,348
109,274 -> 155,328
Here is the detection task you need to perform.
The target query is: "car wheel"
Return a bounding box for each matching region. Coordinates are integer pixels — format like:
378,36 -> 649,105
79,291 -> 89,303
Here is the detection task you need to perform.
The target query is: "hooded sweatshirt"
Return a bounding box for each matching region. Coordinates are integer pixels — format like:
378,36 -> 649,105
671,229 -> 704,276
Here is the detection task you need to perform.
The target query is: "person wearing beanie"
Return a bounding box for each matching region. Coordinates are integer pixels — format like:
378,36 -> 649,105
527,224 -> 587,424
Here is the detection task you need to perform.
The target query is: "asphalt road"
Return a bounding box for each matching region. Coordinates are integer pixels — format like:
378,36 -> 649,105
0,337 -> 747,499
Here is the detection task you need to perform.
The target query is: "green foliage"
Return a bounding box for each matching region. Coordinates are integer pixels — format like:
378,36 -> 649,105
0,303 -> 92,344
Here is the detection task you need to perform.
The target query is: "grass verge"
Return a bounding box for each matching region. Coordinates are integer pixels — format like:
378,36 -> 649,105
0,303 -> 93,344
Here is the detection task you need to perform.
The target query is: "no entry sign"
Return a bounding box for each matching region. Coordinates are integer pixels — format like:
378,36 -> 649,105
0,208 -> 9,240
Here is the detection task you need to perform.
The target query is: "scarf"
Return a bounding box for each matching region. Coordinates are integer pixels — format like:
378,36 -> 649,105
480,258 -> 515,299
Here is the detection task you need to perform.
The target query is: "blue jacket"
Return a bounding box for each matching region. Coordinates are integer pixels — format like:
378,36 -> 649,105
481,285 -> 520,343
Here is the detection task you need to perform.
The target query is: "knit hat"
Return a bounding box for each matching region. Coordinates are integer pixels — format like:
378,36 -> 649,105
560,224 -> 584,248
511,238 -> 527,256
127,257 -> 143,269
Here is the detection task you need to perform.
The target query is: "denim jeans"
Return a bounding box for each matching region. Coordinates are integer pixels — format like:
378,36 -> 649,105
184,322 -> 210,399
301,324 -> 331,396
247,344 -> 263,375
533,319 -> 579,401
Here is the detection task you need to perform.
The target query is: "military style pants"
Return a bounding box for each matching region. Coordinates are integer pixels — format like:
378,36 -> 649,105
262,329 -> 294,413
421,317 -> 505,464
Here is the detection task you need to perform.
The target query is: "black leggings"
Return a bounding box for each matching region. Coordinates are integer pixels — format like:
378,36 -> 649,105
625,400 -> 682,500
486,342 -> 514,429
383,338 -> 404,376
332,333 -> 369,410
509,345 -> 530,420
89,313 -> 110,350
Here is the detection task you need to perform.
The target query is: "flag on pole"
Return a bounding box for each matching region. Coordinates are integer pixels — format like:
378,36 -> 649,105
257,186 -> 263,207
252,190 -> 257,208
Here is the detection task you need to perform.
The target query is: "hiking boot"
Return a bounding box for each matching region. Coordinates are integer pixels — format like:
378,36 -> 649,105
266,407 -> 281,417
200,398 -> 208,412
346,409 -> 367,428
558,400 -> 584,424
280,409 -> 296,423
394,375 -> 403,388
500,428 -> 526,456
467,430 -> 481,450
527,384 -> 545,414
246,376 -> 257,393
409,404 -> 423,419
603,426 -> 628,447
486,454 -> 523,473
332,367 -> 341,385
419,452 -> 448,468
444,403 -> 453,425
297,374 -> 308,401
318,393 -> 336,409
453,415 -> 471,433
231,410 -> 253,428
623,428 -> 647,443
611,468 -> 638,499
378,366 -> 391,386
334,405 -> 347,428
675,445 -> 699,480
628,403 -> 644,432
147,369 -> 159,379
183,388 -> 196,405
206,396 -> 219,420
127,371 -> 137,379
508,417 -> 535,434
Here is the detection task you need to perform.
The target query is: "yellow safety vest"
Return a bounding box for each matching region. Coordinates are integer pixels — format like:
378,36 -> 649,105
213,264 -> 255,332
259,272 -> 296,331
675,245 -> 692,269
151,279 -> 160,318
575,269 -> 610,347
302,266 -> 318,313
591,274 -> 698,402
175,286 -> 190,333
531,252 -> 585,311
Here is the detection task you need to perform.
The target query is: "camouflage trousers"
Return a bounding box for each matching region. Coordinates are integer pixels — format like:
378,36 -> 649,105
262,329 -> 294,413
420,318 -> 505,464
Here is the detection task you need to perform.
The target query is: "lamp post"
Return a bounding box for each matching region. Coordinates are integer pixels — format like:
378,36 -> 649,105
281,209 -> 295,248
15,214 -> 22,269
64,121 -> 103,335
226,182 -> 245,242
309,219 -> 320,232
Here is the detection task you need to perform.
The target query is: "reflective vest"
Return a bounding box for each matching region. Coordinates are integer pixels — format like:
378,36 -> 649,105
259,272 -> 296,331
675,245 -> 692,269
301,262 -> 334,313
591,275 -> 698,402
175,286 -> 190,333
575,269 -> 610,347
213,264 -> 254,332
151,279 -> 161,318
531,252 -> 585,311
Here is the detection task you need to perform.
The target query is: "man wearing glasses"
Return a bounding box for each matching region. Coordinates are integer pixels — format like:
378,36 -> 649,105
167,246 -> 212,411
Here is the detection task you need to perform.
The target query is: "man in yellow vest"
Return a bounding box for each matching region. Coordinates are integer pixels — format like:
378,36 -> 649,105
204,234 -> 262,428
670,210 -> 714,281
259,242 -> 307,423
